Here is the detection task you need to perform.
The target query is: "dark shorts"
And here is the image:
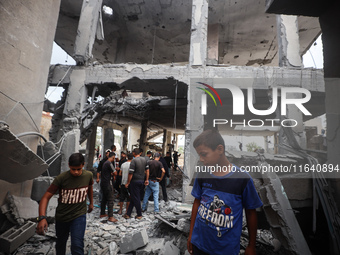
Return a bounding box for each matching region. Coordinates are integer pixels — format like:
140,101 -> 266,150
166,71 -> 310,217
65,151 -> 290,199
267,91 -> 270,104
119,185 -> 130,202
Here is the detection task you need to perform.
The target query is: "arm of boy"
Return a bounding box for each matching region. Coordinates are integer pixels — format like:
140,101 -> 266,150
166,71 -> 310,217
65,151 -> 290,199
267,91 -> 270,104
244,208 -> 257,255
36,191 -> 54,235
88,184 -> 94,213
187,198 -> 200,254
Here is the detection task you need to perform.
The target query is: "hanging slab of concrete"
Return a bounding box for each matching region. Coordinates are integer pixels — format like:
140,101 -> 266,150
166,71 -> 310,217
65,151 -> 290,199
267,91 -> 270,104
265,0 -> 333,17
0,124 -> 48,183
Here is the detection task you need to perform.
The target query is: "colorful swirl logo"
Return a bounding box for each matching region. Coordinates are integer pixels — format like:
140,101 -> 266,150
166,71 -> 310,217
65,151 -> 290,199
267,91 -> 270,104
196,82 -> 223,115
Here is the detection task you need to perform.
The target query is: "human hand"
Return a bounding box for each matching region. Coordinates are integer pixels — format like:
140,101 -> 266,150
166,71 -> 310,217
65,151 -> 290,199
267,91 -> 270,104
125,183 -> 130,188
36,219 -> 48,235
88,203 -> 94,213
187,237 -> 193,254
156,177 -> 162,182
245,245 -> 256,255
96,178 -> 100,183
145,180 -> 149,186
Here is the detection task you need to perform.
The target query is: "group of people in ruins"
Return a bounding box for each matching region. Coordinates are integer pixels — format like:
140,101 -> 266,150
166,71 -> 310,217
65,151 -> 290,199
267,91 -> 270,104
95,145 -> 175,222
36,130 -> 263,255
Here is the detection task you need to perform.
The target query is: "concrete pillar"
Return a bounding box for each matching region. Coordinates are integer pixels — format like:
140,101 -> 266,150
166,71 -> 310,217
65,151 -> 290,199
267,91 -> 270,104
162,129 -> 167,156
139,120 -> 148,155
276,15 -> 302,68
74,0 -> 103,65
60,69 -> 87,172
319,2 -> 340,210
189,0 -> 209,66
103,128 -> 114,152
165,131 -> 172,153
85,125 -> 97,170
276,15 -> 306,152
0,0 -> 61,203
207,24 -> 219,65
122,126 -> 128,152
183,79 -> 205,202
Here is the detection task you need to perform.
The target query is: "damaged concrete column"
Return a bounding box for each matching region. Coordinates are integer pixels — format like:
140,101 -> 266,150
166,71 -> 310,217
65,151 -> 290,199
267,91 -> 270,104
139,120 -> 148,155
189,0 -> 209,66
85,125 -> 97,170
74,0 -> 104,65
183,79 -> 205,202
60,69 -> 87,172
319,2 -> 340,209
184,0 -> 208,201
207,24 -> 219,65
121,126 -> 128,152
276,15 -> 306,151
103,127 -> 114,152
276,15 -> 302,68
162,129 -> 167,156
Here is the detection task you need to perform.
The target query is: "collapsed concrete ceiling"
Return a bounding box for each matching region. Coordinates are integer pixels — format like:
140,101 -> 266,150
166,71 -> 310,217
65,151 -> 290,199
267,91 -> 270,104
55,0 -> 321,66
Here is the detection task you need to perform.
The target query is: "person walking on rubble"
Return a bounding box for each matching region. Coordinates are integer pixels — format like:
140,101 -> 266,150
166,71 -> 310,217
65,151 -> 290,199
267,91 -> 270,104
36,153 -> 93,255
187,129 -> 263,255
100,152 -> 118,222
141,152 -> 165,213
123,148 -> 149,220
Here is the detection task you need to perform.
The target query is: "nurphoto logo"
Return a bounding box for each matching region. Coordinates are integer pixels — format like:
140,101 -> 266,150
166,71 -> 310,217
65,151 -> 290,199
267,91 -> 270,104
196,80 -> 312,128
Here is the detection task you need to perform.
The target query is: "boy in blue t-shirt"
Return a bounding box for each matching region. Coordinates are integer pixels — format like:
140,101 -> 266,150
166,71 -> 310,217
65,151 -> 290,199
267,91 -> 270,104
187,130 -> 263,255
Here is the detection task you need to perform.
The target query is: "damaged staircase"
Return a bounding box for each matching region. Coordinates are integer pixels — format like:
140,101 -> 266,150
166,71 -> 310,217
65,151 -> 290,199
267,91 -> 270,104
0,123 -> 48,183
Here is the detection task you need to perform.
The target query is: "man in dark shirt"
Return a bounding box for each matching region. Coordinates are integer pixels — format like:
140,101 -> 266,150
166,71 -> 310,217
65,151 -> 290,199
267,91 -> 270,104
164,151 -> 172,170
100,152 -> 118,222
173,151 -> 181,170
124,148 -> 149,219
159,153 -> 169,202
142,153 -> 165,213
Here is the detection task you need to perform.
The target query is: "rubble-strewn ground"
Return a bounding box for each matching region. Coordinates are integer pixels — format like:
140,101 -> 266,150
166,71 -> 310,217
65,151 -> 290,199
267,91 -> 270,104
1,167 -> 290,255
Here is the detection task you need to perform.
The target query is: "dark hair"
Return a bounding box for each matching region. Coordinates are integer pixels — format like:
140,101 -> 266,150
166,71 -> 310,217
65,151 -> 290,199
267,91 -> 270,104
111,145 -> 116,150
69,153 -> 85,166
146,150 -> 153,155
127,153 -> 133,160
193,129 -> 225,151
133,148 -> 141,155
109,152 -> 116,158
121,151 -> 126,155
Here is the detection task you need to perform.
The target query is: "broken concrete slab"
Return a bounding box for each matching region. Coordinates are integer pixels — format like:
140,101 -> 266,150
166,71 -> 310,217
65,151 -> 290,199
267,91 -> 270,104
0,123 -> 48,183
164,240 -> 180,255
119,229 -> 149,254
259,162 -> 312,255
0,221 -> 36,253
1,193 -> 57,225
176,218 -> 190,234
109,241 -> 119,255
135,238 -> 165,255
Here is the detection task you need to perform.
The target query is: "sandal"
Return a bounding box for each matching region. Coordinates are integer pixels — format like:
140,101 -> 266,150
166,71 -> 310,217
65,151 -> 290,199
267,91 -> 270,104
122,214 -> 130,219
108,217 -> 118,223
135,215 -> 142,220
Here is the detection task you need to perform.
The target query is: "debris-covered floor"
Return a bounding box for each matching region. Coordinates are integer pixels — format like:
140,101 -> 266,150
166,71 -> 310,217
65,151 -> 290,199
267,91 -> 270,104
0,167 -> 289,255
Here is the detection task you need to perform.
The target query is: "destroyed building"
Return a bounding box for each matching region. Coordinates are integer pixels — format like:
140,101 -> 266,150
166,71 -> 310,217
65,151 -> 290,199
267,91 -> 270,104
1,0 -> 340,254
